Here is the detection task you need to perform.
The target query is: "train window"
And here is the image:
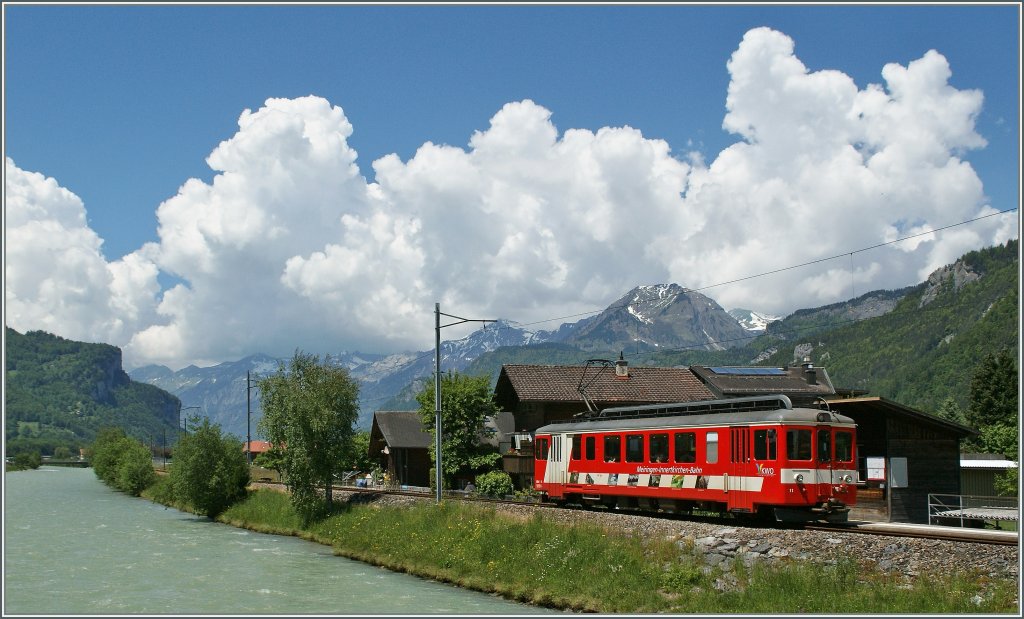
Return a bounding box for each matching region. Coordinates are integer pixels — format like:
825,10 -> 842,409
754,429 -> 777,460
571,435 -> 581,460
626,434 -> 644,463
706,432 -> 719,464
649,433 -> 669,463
604,435 -> 621,462
585,436 -> 596,461
535,438 -> 549,461
817,429 -> 831,462
835,431 -> 853,462
674,432 -> 697,463
786,429 -> 812,461
753,430 -> 774,459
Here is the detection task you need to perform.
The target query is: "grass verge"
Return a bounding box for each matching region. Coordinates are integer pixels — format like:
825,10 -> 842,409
203,489 -> 1017,614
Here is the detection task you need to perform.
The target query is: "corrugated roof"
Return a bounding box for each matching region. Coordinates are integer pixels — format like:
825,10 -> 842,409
961,459 -> 1018,469
372,411 -> 433,449
495,364 -> 714,405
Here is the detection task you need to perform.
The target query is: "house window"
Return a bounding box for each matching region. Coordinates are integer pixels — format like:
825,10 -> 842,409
674,432 -> 696,463
706,432 -> 719,464
754,429 -> 777,460
649,433 -> 669,463
585,436 -> 596,461
604,435 -> 621,462
625,434 -> 644,463
787,429 -> 812,461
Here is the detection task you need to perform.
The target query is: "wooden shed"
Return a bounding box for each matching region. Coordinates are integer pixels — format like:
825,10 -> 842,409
368,411 -> 433,488
826,396 -> 976,523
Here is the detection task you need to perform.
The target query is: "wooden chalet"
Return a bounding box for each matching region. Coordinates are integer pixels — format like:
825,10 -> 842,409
826,396 -> 977,523
689,360 -> 837,406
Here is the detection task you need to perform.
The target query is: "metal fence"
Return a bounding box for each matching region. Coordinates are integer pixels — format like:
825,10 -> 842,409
927,493 -> 1019,527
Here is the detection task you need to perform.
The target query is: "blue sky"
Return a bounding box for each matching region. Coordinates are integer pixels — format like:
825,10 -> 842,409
4,3 -> 1020,369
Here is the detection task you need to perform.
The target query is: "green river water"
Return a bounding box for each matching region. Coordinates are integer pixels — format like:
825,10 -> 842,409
2,467 -> 557,615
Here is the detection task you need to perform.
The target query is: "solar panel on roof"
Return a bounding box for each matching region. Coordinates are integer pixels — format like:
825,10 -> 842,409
709,366 -> 787,376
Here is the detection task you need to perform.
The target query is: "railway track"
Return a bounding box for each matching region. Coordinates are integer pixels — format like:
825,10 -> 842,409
255,480 -> 1018,546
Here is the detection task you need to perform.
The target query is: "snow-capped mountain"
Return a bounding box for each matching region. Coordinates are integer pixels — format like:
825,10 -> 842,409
129,285 -> 763,438
727,308 -> 782,334
128,319 -> 577,437
565,284 -> 751,352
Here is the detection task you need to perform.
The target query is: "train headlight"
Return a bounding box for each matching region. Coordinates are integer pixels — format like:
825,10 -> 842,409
842,474 -> 853,484
794,473 -> 805,484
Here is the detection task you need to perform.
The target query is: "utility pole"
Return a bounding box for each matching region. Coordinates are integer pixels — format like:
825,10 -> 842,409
434,303 -> 495,503
180,405 -> 201,438
246,370 -> 253,465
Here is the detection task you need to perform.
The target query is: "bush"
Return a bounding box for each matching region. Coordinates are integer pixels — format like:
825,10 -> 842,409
91,427 -> 130,484
89,427 -> 156,496
473,470 -> 514,498
11,451 -> 41,470
170,417 -> 249,518
116,440 -> 156,496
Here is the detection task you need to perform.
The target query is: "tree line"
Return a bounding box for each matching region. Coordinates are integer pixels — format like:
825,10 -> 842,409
88,349 -> 513,525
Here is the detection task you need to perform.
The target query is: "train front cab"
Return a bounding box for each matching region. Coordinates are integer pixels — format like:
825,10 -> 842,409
766,417 -> 859,523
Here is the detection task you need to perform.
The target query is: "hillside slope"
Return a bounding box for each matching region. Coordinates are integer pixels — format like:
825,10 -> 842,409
5,328 -> 181,455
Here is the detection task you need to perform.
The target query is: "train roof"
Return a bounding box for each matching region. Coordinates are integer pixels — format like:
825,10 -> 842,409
535,402 -> 855,434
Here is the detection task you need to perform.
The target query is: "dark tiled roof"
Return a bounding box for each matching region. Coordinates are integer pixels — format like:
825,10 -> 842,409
372,411 -> 432,449
690,365 -> 836,398
495,364 -> 714,406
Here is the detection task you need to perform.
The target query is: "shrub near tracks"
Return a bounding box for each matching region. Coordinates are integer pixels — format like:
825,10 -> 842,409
213,490 -> 1017,614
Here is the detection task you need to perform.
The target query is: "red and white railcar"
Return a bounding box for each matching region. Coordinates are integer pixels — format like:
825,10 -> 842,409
532,395 -> 857,523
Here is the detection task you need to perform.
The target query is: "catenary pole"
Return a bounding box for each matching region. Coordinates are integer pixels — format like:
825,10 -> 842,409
247,370 -> 252,465
434,304 -> 442,503
433,303 -> 496,503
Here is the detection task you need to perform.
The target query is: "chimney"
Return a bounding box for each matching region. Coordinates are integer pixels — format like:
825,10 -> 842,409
802,356 -> 817,385
615,351 -> 629,378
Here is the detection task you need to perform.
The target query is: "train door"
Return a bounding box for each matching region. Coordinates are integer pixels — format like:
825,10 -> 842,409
534,436 -> 549,489
816,426 -> 833,498
729,427 -> 753,512
545,434 -> 570,486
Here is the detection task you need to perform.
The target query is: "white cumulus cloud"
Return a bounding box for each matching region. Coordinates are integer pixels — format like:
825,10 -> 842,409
4,28 -> 1015,370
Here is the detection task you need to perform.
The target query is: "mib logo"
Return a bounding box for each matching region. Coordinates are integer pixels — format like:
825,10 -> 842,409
755,463 -> 776,477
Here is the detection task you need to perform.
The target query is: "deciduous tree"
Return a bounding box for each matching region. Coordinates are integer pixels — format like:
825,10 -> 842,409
257,351 -> 360,524
416,371 -> 501,490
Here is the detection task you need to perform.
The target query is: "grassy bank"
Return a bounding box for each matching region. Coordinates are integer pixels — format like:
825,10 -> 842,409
143,480 -> 1017,613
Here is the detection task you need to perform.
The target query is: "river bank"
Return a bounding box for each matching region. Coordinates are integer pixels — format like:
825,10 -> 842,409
143,477 -> 1019,614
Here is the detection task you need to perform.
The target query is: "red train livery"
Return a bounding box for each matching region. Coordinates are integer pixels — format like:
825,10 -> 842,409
532,395 -> 858,523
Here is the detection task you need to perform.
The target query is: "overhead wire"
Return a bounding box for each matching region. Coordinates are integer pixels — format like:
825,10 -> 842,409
498,207 -> 1017,333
